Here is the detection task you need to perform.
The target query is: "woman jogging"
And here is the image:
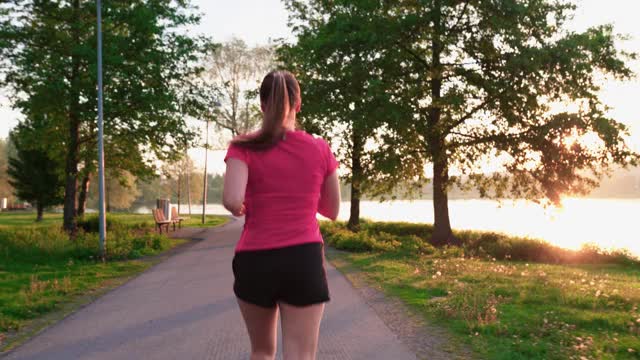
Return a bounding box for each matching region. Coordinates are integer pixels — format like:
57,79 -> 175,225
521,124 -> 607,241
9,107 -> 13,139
222,70 -> 341,360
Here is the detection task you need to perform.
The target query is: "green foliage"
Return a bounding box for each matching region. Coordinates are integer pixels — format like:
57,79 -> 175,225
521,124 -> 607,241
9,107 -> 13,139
280,1 -> 427,203
283,0 -> 639,244
0,0 -> 215,230
7,122 -> 65,219
0,0 -> 212,162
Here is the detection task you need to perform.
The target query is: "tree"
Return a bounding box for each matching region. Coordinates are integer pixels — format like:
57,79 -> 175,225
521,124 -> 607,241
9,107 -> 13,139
0,1 -> 211,232
163,154 -> 198,214
206,37 -> 275,137
7,122 -> 64,221
206,173 -> 224,204
88,170 -> 140,212
283,0 -> 639,245
281,1 -> 428,230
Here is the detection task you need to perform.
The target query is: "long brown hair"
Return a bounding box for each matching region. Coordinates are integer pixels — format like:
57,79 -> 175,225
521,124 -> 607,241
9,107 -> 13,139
231,70 -> 300,150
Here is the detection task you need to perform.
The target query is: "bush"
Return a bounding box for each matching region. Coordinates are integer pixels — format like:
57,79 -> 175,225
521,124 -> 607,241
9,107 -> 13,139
399,234 -> 437,255
362,220 -> 432,240
77,216 -> 123,233
77,215 -> 150,233
326,229 -> 376,252
321,225 -> 408,253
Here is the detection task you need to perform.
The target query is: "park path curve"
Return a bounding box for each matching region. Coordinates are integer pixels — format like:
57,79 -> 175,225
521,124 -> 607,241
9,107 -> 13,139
3,218 -> 418,360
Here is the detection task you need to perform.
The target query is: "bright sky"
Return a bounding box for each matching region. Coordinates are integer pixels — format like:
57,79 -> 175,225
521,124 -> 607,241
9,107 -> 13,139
0,0 -> 638,175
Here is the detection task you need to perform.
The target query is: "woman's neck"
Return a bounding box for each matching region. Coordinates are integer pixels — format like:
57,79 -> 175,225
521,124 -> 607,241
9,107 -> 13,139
283,117 -> 296,131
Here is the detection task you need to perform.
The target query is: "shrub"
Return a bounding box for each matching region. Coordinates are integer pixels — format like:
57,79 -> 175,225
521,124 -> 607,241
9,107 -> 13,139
362,220 -> 432,240
399,234 -> 436,255
77,216 -> 124,233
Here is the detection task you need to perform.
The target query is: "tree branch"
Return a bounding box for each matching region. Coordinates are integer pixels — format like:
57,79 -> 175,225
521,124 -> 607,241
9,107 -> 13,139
396,42 -> 430,69
449,0 -> 470,34
444,98 -> 491,134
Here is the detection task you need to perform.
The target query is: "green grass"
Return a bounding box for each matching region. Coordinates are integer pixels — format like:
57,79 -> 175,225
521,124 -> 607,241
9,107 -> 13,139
0,211 -> 229,229
322,221 -> 640,360
181,214 -> 229,228
0,212 -> 63,228
0,211 -> 228,350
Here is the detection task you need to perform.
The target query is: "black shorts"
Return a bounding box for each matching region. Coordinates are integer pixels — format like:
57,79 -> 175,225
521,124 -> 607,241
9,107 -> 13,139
232,242 -> 330,308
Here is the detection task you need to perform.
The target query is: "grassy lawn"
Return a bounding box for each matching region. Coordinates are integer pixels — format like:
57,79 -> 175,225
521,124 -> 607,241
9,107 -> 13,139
181,214 -> 230,228
0,212 -> 63,228
322,221 -> 640,360
0,211 -> 228,351
0,211 -> 229,229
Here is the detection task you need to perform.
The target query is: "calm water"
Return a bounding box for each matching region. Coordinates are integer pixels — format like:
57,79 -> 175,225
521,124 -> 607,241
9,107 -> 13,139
140,198 -> 640,257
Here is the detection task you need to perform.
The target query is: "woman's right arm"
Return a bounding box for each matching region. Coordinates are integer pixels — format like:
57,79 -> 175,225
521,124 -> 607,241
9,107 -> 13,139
318,170 -> 340,221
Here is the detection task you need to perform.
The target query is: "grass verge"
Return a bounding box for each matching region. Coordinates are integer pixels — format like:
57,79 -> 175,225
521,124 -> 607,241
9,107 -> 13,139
0,211 -> 228,351
322,220 -> 640,360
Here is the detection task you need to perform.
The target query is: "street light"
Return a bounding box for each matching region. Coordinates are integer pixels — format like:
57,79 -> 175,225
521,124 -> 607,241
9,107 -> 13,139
202,101 -> 220,224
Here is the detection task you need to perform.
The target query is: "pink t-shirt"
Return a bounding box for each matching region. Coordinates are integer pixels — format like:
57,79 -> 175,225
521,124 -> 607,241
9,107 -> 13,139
224,130 -> 339,252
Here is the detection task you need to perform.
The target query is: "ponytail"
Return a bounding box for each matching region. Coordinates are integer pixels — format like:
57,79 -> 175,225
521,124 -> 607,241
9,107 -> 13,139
232,70 -> 300,150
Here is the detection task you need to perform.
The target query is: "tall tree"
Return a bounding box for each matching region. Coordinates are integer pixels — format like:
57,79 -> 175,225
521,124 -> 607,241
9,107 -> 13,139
206,37 -> 275,137
0,1 -> 211,232
7,122 -> 65,221
281,1 -> 427,230
88,170 -> 140,212
284,0 -> 639,244
163,154 -> 197,214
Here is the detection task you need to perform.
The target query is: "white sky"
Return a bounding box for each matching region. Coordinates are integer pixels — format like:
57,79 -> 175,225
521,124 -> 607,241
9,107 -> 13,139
0,0 -> 639,175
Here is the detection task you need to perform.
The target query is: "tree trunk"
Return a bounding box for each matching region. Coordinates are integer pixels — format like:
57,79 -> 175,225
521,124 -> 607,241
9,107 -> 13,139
62,0 -> 81,234
431,147 -> 456,246
348,184 -> 360,231
77,173 -> 91,217
105,178 -> 111,213
36,201 -> 44,222
347,130 -> 363,231
428,0 -> 459,246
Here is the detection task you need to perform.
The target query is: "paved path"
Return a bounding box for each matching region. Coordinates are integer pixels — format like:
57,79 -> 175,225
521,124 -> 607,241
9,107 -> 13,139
4,219 -> 417,360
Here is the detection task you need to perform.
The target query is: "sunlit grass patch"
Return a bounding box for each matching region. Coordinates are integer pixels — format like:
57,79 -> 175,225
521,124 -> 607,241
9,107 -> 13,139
322,221 -> 640,359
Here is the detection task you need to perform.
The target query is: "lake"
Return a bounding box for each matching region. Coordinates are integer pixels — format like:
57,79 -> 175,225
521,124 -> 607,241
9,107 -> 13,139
141,198 -> 640,258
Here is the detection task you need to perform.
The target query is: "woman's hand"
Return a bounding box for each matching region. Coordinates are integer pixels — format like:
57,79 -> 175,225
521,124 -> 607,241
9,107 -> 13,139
231,203 -> 246,217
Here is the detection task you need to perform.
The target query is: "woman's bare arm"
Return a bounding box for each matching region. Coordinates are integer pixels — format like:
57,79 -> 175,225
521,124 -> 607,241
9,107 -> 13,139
222,158 -> 248,216
318,170 -> 340,220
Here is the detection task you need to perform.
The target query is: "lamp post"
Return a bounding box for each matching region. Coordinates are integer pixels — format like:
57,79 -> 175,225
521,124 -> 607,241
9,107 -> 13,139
96,0 -> 106,260
201,101 -> 220,224
201,119 -> 209,224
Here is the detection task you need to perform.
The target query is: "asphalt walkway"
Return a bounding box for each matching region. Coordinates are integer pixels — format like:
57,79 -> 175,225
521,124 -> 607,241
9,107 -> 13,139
4,218 -> 417,359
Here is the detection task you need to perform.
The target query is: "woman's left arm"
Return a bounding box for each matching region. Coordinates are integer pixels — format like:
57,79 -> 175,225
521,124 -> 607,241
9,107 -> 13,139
222,158 -> 248,216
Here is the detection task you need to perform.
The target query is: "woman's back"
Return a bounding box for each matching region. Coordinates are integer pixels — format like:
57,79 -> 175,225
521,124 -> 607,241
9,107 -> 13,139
224,129 -> 338,252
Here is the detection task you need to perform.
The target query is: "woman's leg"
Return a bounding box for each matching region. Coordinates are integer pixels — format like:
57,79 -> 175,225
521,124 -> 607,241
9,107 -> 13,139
279,302 -> 325,360
237,298 -> 279,360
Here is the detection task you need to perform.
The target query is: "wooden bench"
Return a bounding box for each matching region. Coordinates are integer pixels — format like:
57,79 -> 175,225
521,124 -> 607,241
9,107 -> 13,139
152,208 -> 171,234
171,207 -> 187,230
